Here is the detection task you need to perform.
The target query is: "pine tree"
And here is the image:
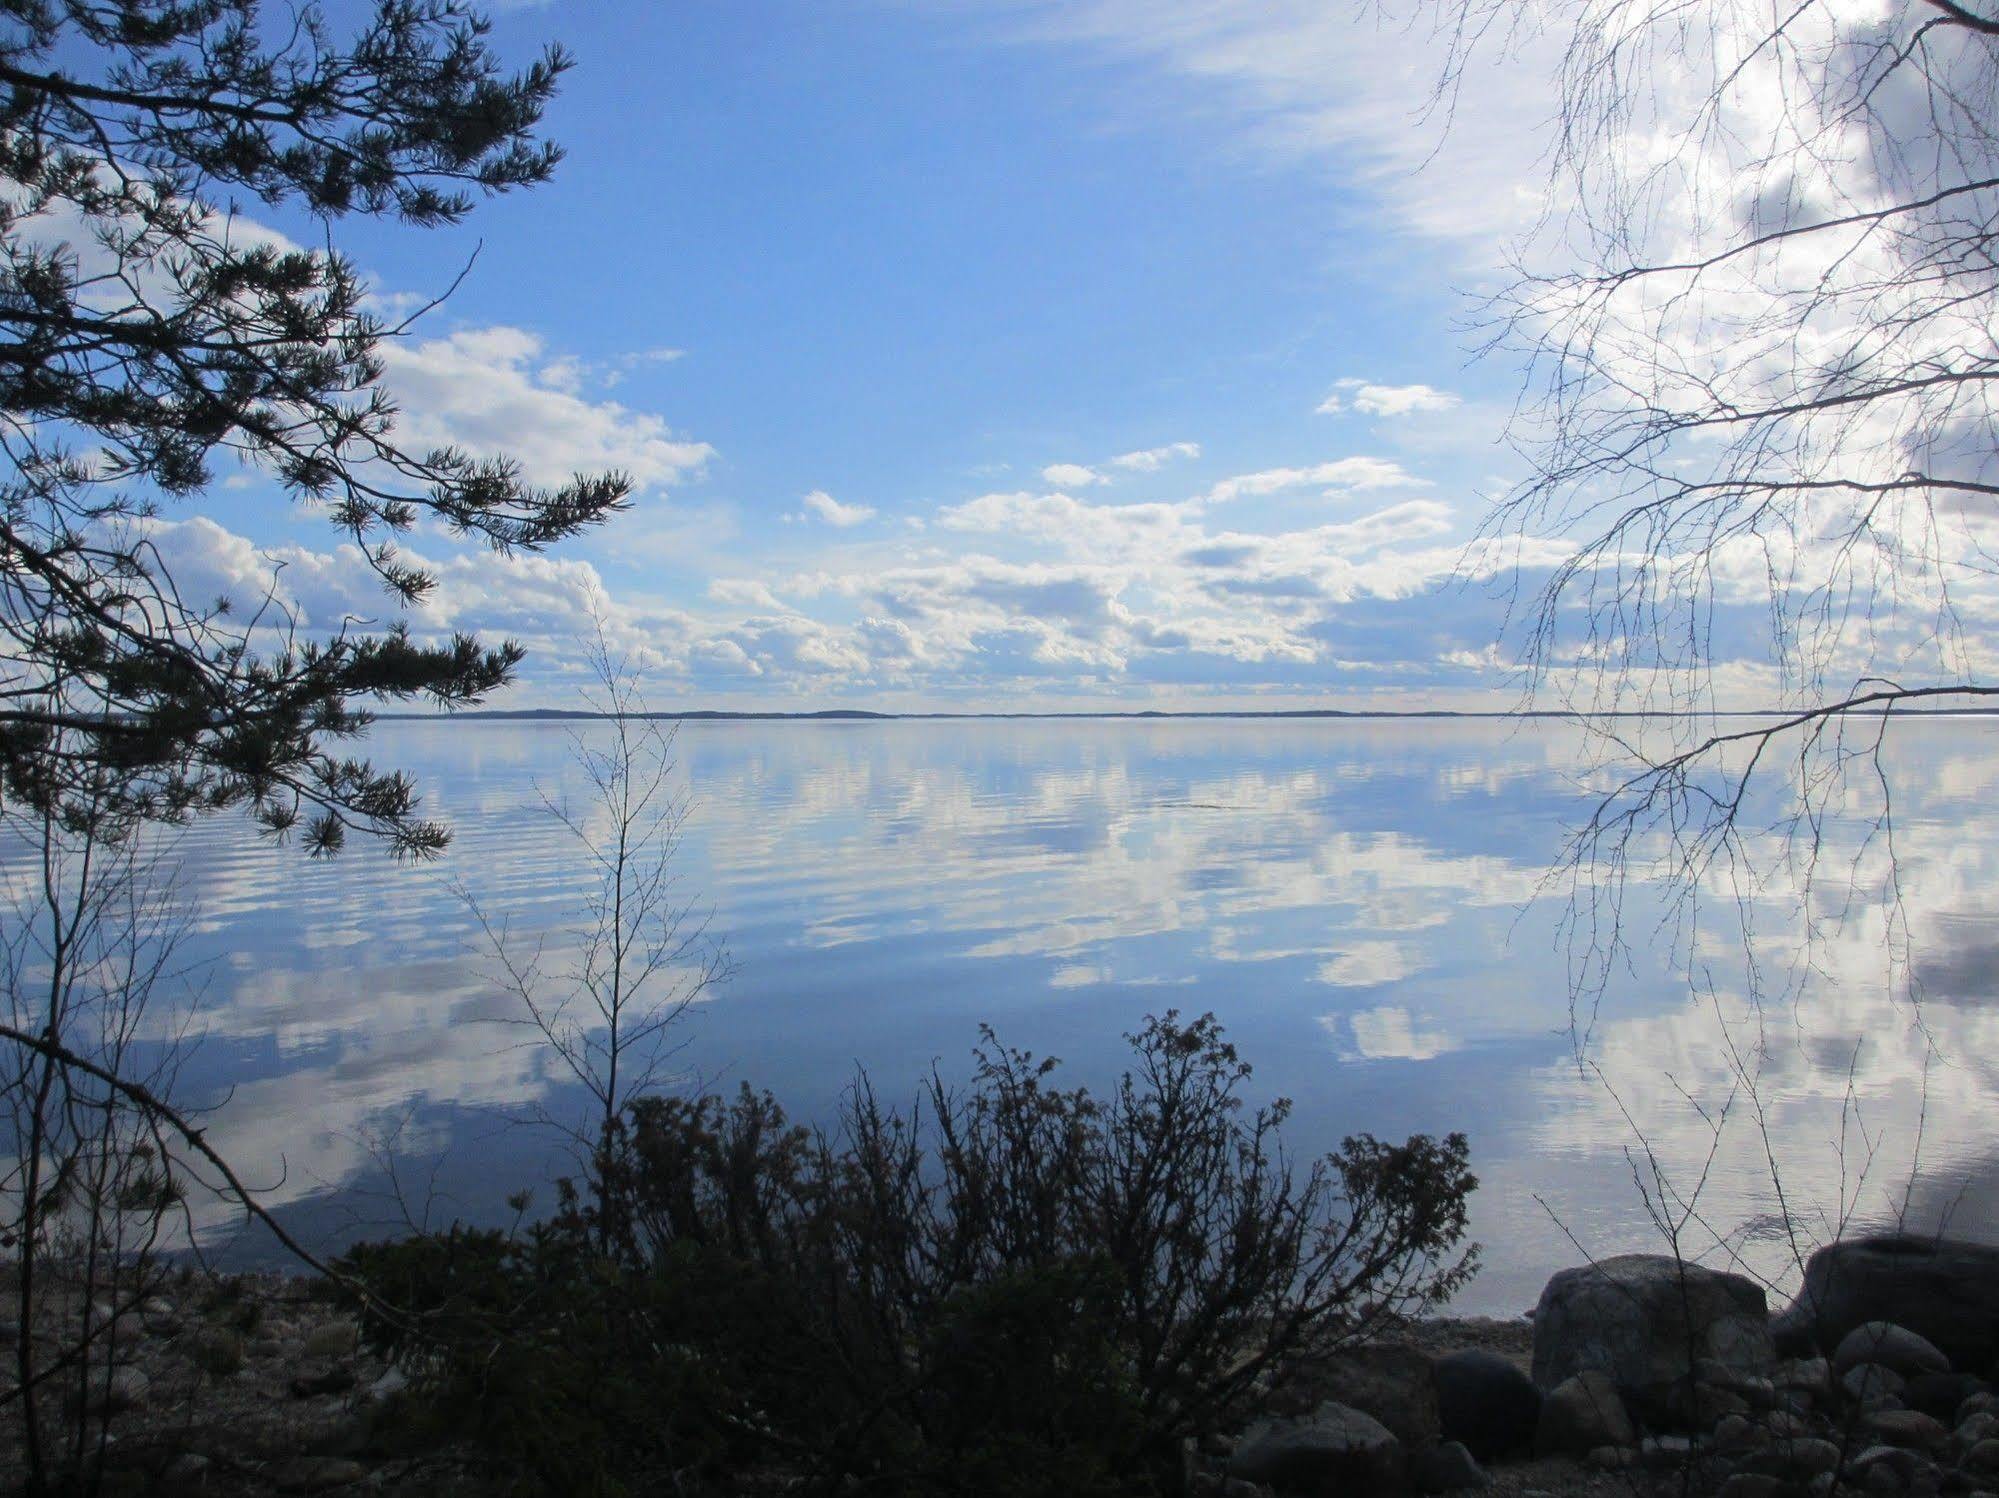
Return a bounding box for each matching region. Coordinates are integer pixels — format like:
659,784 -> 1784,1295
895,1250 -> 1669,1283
0,0 -> 628,856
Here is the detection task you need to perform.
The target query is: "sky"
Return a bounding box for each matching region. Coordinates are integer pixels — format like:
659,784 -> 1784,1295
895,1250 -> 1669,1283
164,2 -> 1583,710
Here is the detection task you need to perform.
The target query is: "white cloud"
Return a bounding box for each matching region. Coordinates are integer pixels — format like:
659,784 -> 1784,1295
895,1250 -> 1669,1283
1041,462 -> 1107,487
799,489 -> 878,528
381,327 -> 713,492
1318,379 -> 1462,418
709,578 -> 787,611
1339,1004 -> 1455,1061
1038,443 -> 1200,489
1109,441 -> 1201,472
1204,457 -> 1420,505
1317,942 -> 1420,988
960,2 -> 1559,247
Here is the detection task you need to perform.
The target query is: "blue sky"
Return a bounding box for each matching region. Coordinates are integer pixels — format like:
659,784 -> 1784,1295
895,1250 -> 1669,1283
173,1 -> 1577,710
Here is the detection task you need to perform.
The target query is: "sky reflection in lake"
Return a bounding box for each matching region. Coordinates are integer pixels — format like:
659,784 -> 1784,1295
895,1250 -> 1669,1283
122,717 -> 1999,1313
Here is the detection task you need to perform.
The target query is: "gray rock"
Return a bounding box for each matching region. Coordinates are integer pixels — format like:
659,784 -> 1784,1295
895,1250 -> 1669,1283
187,1328 -> 244,1377
1639,1434 -> 1695,1469
1862,1465 -> 1903,1496
1865,1408 -> 1949,1449
1837,1322 -> 1953,1379
1536,1370 -> 1636,1456
269,1457 -> 365,1493
160,1453 -> 212,1496
1743,1435 -> 1843,1480
1717,1476 -> 1784,1498
1964,1393 -> 1999,1424
1764,1409 -> 1812,1438
1317,1342 -> 1440,1448
1771,1236 -> 1999,1372
1966,1439 -> 1999,1477
1853,1444 -> 1939,1485
1711,1413 -> 1760,1451
1960,1412 -> 1999,1446
1775,1356 -> 1835,1397
1846,1362 -> 1911,1407
1409,1440 -> 1487,1493
1230,1401 -> 1405,1493
1434,1348 -> 1539,1460
1531,1253 -> 1773,1421
301,1320 -> 358,1359
1667,1380 -> 1753,1428
74,1364 -> 148,1415
1584,1445 -> 1638,1471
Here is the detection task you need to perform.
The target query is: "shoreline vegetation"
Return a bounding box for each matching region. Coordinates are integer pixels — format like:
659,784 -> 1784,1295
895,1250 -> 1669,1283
12,1234 -> 1999,1497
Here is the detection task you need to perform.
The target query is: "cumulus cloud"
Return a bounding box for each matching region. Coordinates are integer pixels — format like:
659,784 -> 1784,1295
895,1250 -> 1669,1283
381,327 -> 713,492
1037,442 -> 1199,489
799,489 -> 878,527
1041,462 -> 1107,487
1318,379 -> 1462,418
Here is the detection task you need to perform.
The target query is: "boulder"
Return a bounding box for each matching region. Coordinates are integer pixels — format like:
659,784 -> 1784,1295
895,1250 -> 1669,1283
71,1365 -> 148,1415
1770,1237 -> 1999,1372
1964,1392 -> 1999,1424
1741,1436 -> 1843,1480
1774,1356 -> 1835,1398
1536,1370 -> 1636,1457
1965,1438 -> 1999,1478
1230,1401 -> 1406,1494
1409,1440 -> 1488,1493
1835,1321 -> 1952,1379
1316,1343 -> 1441,1449
1863,1408 -> 1949,1450
1844,1362 -> 1909,1408
1531,1254 -> 1773,1421
1434,1348 -> 1539,1460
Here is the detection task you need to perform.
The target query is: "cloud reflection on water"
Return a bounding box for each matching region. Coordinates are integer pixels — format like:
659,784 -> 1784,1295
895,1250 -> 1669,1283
63,716 -> 1999,1312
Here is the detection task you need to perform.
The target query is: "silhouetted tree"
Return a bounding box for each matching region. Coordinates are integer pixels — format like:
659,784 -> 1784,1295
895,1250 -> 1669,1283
1423,0 -> 1999,1002
0,1 -> 628,857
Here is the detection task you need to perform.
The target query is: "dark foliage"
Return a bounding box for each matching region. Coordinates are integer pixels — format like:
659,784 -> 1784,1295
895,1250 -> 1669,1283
342,1013 -> 1479,1497
0,1 -> 624,856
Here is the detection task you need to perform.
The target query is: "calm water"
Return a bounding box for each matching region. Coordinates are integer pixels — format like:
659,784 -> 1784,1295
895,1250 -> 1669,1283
54,716 -> 1999,1314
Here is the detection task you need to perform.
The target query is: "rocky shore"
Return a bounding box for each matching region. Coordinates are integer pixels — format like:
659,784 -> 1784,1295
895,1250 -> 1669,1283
8,1234 -> 1999,1495
1199,1236 -> 1999,1498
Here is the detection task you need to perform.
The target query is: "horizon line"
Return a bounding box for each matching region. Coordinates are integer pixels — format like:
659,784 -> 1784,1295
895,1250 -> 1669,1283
377,705 -> 1999,723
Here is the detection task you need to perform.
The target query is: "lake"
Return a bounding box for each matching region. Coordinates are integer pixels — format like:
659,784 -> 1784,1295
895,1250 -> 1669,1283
68,715 -> 1999,1315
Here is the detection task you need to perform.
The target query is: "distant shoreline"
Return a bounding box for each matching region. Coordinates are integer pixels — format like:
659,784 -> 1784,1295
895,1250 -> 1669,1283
376,706 -> 1999,723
